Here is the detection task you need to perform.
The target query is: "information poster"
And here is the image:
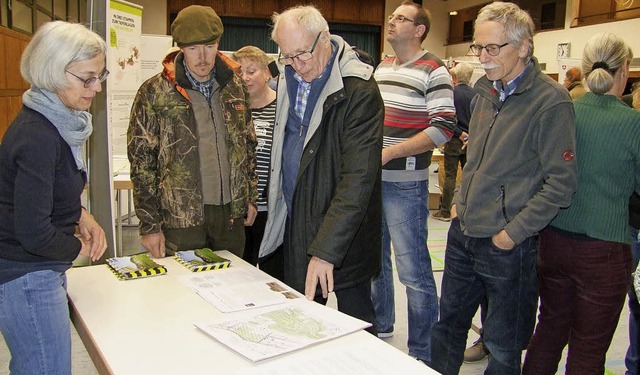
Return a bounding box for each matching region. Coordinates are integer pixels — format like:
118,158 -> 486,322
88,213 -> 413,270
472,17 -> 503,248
108,0 -> 142,91
140,34 -> 173,83
107,0 -> 142,169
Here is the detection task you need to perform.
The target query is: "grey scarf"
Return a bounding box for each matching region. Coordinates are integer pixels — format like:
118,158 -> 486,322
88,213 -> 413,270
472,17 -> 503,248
22,87 -> 93,171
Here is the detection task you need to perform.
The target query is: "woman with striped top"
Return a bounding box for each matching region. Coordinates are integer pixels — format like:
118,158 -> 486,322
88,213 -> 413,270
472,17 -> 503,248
232,46 -> 281,279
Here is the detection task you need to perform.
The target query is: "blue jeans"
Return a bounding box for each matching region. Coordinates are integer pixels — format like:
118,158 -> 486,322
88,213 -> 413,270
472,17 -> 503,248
626,226 -> 640,375
371,180 -> 439,361
0,270 -> 71,375
431,218 -> 538,375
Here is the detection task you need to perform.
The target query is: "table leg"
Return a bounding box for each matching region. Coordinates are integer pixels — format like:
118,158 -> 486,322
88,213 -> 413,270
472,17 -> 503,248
116,189 -> 122,257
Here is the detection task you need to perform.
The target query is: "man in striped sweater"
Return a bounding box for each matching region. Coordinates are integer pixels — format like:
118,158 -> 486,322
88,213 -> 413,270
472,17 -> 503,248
370,0 -> 456,364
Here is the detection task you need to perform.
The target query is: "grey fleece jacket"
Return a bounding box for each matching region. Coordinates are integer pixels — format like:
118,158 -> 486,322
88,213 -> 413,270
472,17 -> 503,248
454,57 -> 577,245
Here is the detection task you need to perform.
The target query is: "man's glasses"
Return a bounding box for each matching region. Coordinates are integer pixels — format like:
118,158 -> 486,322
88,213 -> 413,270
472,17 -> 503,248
469,42 -> 510,57
387,14 -> 416,24
277,32 -> 322,66
66,69 -> 110,88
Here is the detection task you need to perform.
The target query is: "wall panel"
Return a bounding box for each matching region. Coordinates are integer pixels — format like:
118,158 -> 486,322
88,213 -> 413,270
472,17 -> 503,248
252,0 -> 276,18
313,0 -> 334,20
0,98 -> 8,140
0,26 -> 31,140
330,0 -> 360,23
361,1 -> 384,25
0,35 -> 5,90
5,38 -> 26,90
168,0 -> 384,25
277,0 -> 304,13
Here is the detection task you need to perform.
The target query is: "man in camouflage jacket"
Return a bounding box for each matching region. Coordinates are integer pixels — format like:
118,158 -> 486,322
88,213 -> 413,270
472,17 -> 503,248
127,5 -> 257,258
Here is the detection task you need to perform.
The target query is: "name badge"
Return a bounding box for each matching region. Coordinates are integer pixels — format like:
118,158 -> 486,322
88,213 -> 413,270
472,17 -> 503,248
406,156 -> 416,170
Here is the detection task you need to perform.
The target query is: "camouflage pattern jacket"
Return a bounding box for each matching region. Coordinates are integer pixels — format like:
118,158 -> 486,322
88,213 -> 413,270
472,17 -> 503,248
128,52 -> 258,235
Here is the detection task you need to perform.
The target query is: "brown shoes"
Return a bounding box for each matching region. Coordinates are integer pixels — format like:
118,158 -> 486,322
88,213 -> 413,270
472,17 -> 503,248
432,211 -> 451,222
463,338 -> 489,362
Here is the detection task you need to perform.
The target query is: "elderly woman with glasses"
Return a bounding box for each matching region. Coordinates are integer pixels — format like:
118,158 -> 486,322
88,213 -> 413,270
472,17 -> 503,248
0,21 -> 107,374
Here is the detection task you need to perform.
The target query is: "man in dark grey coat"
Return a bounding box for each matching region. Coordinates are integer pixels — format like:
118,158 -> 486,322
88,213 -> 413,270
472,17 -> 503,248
259,5 -> 383,334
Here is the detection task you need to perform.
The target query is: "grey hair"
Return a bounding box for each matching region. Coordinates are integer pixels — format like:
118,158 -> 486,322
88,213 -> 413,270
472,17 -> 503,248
20,21 -> 107,91
452,62 -> 474,85
582,33 -> 633,95
271,5 -> 329,45
475,1 -> 535,63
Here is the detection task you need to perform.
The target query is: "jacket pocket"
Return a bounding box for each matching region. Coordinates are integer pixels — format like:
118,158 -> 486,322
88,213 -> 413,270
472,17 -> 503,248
499,185 -> 510,223
462,174 -> 510,230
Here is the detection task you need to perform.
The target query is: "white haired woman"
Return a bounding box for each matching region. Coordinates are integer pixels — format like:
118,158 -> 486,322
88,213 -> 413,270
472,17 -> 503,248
523,33 -> 640,374
0,21 -> 108,374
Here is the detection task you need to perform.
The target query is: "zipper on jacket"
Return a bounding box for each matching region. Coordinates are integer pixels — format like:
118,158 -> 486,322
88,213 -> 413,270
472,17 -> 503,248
499,185 -> 509,223
462,103 -> 500,206
489,109 -> 499,127
207,93 -> 229,227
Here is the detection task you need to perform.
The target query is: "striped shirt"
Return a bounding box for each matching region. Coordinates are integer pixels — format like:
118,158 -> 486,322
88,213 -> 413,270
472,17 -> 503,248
376,50 -> 456,182
252,99 -> 276,211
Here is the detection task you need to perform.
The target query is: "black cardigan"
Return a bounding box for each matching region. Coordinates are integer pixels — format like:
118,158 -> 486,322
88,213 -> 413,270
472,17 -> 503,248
0,106 -> 85,283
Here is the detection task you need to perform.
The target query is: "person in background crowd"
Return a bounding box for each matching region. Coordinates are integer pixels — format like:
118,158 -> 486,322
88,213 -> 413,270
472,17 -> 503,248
430,2 -> 577,374
523,32 -> 639,374
432,62 -> 475,222
0,21 -> 107,374
371,0 -> 456,363
232,46 -> 282,280
627,192 -> 640,375
563,66 -> 587,99
626,82 -> 640,375
622,81 -> 639,107
128,5 -> 258,259
260,5 -> 383,333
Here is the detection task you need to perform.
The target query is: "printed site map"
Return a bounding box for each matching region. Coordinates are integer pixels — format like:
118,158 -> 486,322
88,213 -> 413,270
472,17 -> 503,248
195,300 -> 370,361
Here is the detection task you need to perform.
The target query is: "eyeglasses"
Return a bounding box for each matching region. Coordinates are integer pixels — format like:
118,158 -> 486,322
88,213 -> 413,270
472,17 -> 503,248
277,32 -> 322,66
66,69 -> 110,88
387,14 -> 416,23
469,42 -> 510,57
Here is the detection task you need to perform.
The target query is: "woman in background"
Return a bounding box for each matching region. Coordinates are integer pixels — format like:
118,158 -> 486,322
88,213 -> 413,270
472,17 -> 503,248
523,33 -> 640,374
0,21 -> 107,374
232,46 -> 282,280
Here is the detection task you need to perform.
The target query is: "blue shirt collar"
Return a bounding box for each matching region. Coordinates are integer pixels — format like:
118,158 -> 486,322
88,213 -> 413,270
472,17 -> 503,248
493,61 -> 531,101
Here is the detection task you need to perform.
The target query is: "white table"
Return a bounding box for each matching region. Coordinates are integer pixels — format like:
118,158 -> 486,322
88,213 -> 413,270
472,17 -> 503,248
67,252 -> 438,374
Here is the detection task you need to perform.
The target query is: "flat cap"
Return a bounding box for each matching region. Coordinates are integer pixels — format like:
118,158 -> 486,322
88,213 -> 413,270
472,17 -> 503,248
171,5 -> 223,47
